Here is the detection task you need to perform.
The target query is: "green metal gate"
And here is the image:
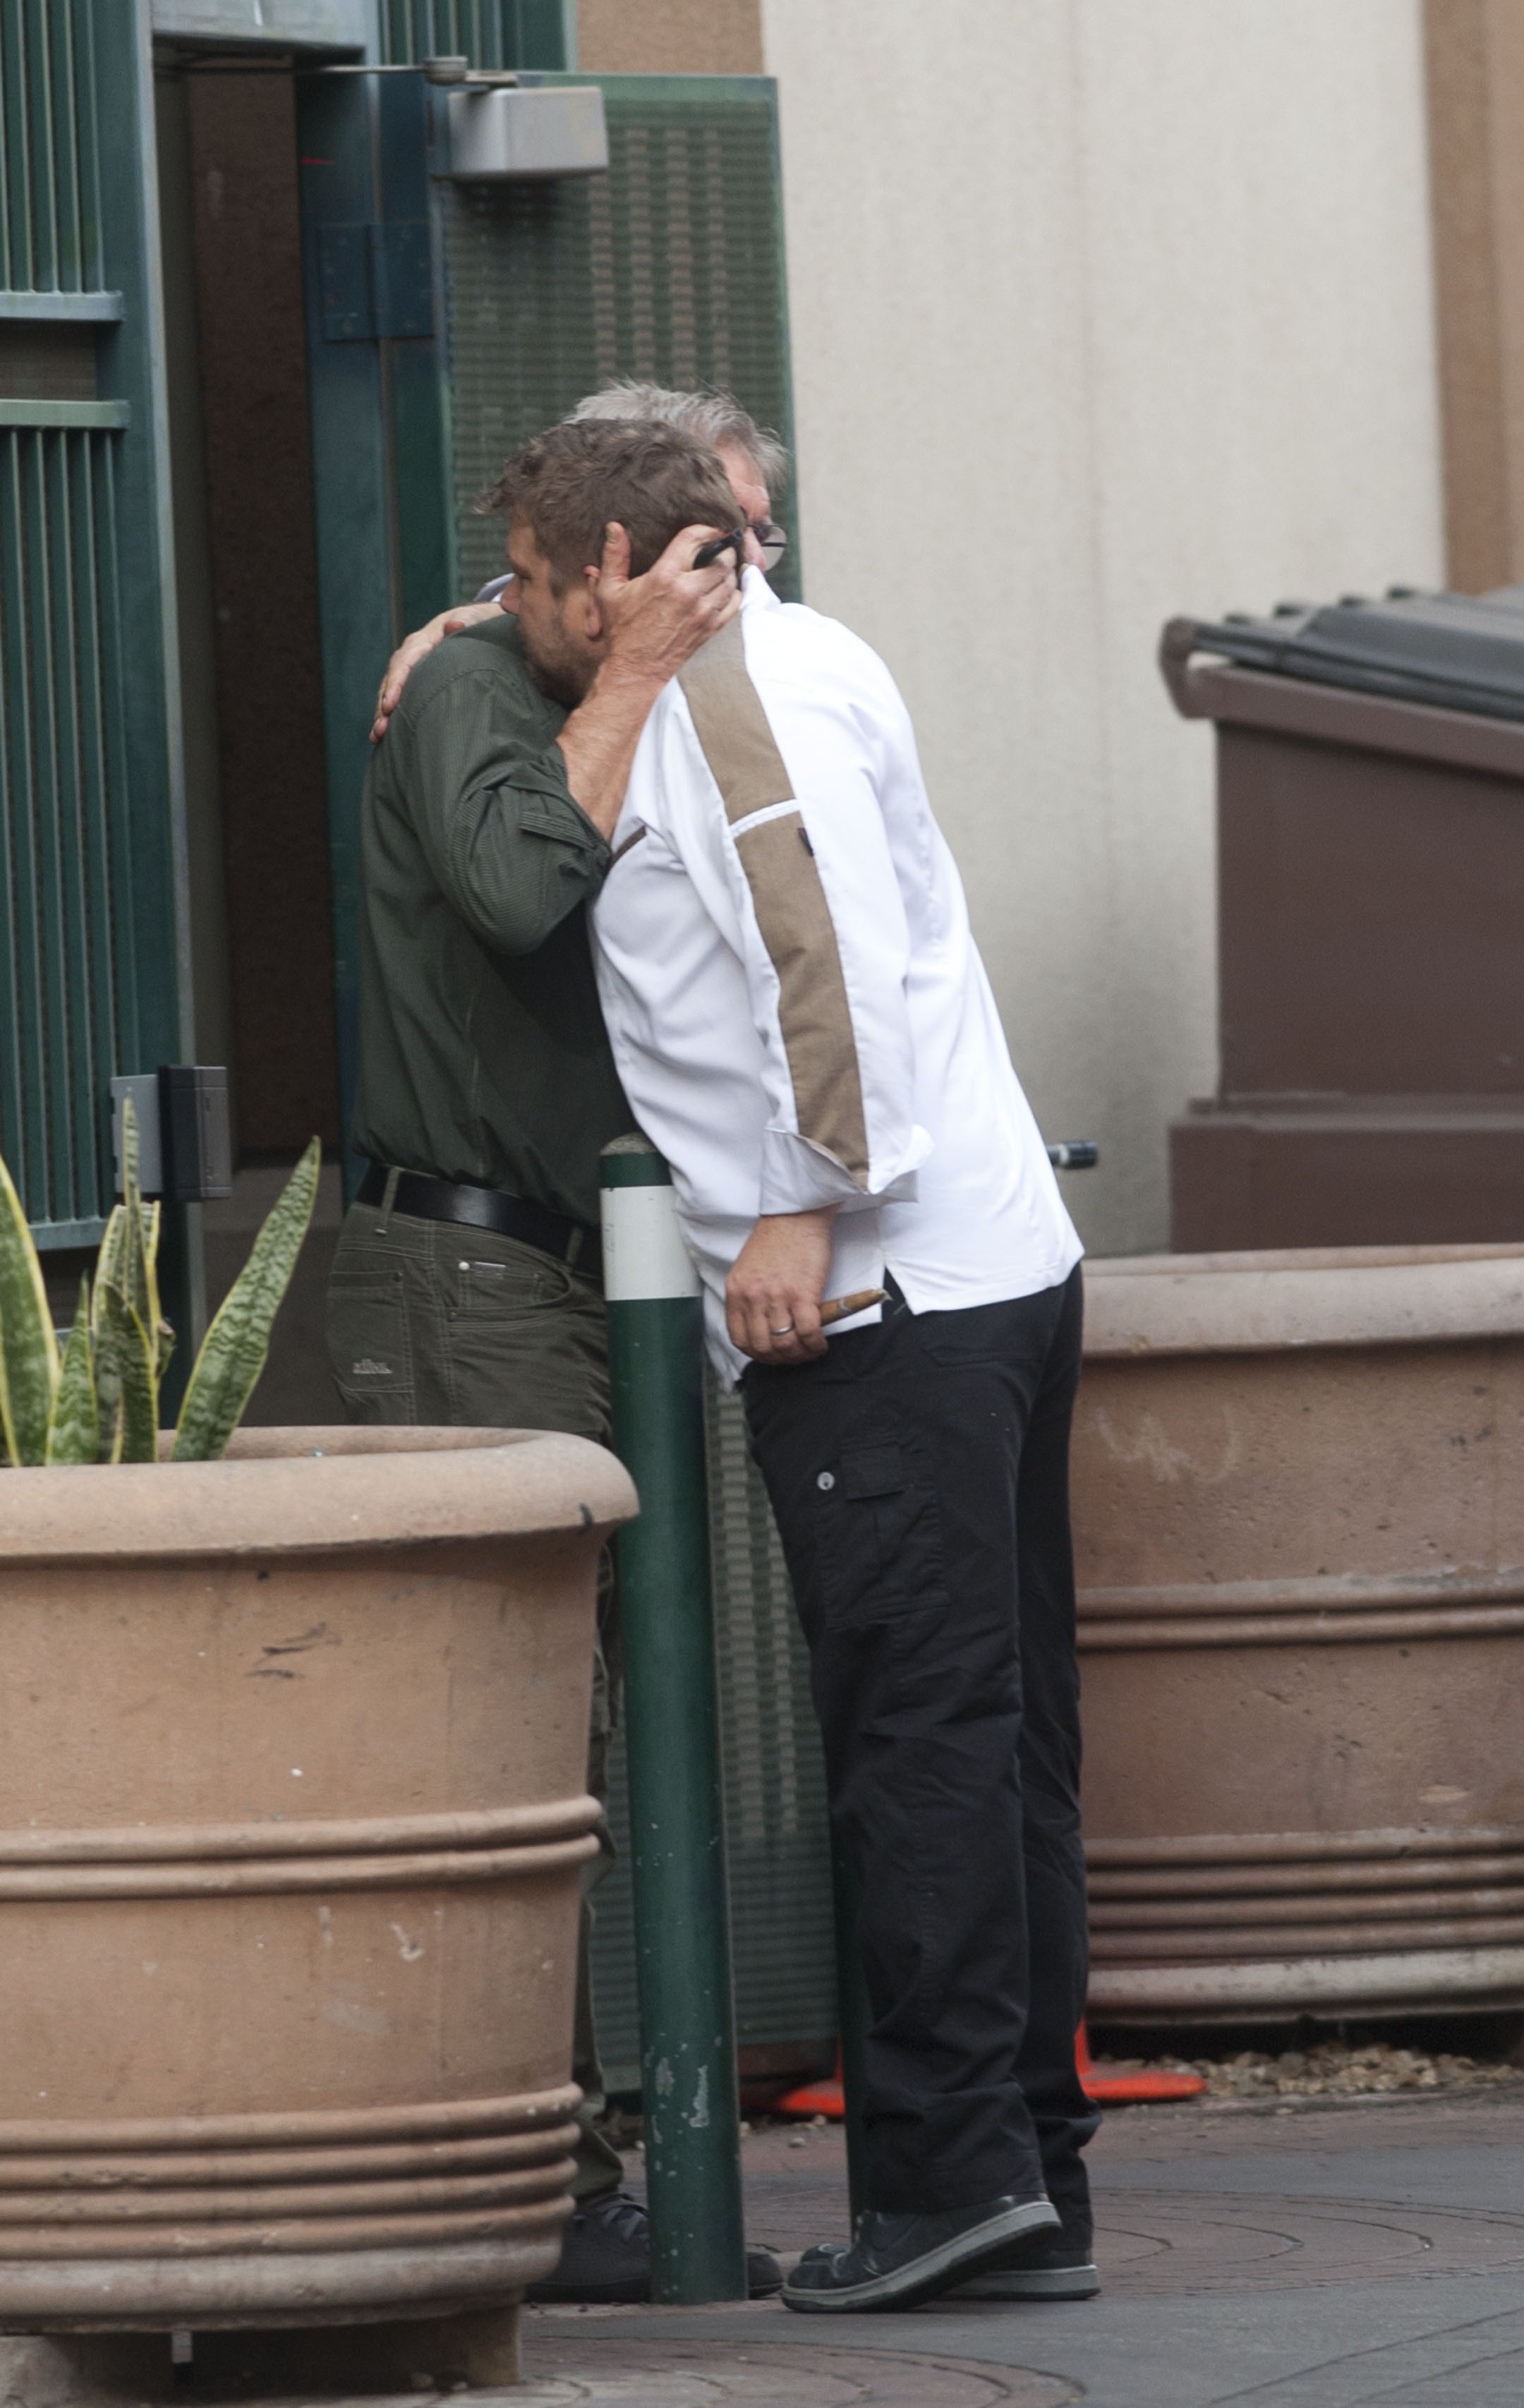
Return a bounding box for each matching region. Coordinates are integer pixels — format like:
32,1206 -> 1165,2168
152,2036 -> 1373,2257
0,0 -> 188,1249
296,59 -> 835,2088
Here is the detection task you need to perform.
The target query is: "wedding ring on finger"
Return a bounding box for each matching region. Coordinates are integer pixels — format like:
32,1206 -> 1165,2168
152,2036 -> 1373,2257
769,1321 -> 795,1336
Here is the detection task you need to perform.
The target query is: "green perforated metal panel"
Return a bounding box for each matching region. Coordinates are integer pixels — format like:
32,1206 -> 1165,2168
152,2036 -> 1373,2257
444,73 -> 799,601
591,1379 -> 835,2093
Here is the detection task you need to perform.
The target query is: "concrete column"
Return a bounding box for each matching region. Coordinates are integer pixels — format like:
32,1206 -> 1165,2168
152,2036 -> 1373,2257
1425,0 -> 1524,590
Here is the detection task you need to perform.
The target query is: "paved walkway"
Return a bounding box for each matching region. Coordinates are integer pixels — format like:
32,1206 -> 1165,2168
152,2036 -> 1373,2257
516,2085 -> 1524,2404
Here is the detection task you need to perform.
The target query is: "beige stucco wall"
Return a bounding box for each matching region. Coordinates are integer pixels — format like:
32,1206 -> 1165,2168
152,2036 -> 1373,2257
760,0 -> 1444,1254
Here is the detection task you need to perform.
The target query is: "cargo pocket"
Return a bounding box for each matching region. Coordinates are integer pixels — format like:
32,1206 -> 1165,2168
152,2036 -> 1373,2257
816,1439 -> 950,1624
326,1268 -> 413,1423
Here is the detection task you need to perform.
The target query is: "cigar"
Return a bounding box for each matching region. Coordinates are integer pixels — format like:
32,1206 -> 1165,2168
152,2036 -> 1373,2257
818,1287 -> 890,1327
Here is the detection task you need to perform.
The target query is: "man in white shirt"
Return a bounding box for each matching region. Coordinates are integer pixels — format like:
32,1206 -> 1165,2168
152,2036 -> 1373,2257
480,416 -> 1099,2315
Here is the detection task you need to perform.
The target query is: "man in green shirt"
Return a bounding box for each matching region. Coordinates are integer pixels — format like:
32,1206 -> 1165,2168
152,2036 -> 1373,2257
327,407 -> 782,2306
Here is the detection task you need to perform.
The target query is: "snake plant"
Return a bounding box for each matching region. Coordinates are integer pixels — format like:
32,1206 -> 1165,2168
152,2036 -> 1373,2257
0,1105 -> 319,1467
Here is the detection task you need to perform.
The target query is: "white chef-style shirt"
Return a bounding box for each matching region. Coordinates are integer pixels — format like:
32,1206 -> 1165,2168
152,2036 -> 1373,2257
591,569 -> 1082,1384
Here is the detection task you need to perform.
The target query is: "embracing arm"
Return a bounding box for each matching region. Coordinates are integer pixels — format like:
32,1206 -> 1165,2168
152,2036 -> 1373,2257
373,602 -> 503,742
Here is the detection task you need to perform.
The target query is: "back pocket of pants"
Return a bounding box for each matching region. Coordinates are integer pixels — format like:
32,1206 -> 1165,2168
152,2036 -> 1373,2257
326,1271 -> 413,1422
816,1440 -> 950,1624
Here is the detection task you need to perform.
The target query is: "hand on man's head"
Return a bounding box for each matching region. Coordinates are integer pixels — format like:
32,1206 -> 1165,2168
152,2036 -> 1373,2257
595,518 -> 741,689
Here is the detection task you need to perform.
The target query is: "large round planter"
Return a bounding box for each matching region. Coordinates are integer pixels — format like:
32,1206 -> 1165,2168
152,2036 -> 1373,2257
0,1427 -> 634,2331
1074,1244 -> 1524,2023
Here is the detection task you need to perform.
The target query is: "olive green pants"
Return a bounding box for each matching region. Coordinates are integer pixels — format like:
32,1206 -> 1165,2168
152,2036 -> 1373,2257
326,1191 -> 624,2201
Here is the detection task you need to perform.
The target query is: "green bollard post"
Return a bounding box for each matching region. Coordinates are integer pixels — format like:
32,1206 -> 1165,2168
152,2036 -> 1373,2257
600,1135 -> 746,2304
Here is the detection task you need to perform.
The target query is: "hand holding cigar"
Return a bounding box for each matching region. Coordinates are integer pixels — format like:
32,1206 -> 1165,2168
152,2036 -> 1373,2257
818,1286 -> 890,1327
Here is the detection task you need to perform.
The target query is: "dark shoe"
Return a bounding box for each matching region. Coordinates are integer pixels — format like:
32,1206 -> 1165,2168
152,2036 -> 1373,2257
946,2240 -> 1099,2301
947,2194 -> 1098,2301
526,2189 -> 782,2305
781,2192 -> 1059,2315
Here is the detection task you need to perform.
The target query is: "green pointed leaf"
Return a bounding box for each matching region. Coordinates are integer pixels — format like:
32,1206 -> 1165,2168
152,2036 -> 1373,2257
92,1206 -> 126,1336
141,1198 -> 173,1377
97,1283 -> 158,1465
173,1139 -> 320,1463
91,1206 -> 126,1460
93,1312 -> 123,1462
119,1089 -> 141,1202
47,1278 -> 99,1465
0,1149 -> 59,1466
117,1097 -> 154,1336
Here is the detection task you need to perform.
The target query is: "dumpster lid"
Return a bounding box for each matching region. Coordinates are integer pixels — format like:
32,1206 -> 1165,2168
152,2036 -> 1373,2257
1182,583 -> 1524,723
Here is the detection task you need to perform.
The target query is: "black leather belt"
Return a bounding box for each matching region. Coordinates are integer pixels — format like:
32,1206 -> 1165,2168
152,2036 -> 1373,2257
358,1163 -> 603,1283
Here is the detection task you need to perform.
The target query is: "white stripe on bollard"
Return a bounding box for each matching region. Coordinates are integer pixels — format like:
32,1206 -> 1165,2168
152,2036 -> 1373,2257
600,1181 -> 701,1302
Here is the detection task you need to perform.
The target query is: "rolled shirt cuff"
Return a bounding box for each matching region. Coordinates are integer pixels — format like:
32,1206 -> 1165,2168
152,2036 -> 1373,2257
757,1123 -> 929,1217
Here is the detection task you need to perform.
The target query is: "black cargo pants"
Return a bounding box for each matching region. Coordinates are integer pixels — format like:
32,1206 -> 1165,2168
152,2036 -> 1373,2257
325,1188 -> 624,2202
743,1266 -> 1097,2221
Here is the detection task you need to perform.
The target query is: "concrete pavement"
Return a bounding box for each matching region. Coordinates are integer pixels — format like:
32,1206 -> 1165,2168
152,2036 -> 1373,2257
517,2083 -> 1524,2404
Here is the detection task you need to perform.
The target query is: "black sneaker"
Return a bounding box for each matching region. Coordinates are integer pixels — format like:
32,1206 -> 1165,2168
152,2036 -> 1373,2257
947,2239 -> 1100,2300
781,2193 -> 1060,2315
525,2189 -> 782,2305
947,2188 -> 1098,2301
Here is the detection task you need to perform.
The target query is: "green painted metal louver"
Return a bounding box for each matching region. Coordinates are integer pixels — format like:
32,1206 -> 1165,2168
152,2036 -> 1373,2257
0,3 -> 185,1245
378,0 -> 572,71
0,423 -> 135,1238
0,0 -> 104,296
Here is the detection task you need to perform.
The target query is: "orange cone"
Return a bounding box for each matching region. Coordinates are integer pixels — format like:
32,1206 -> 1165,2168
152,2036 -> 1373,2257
1075,2019 -> 1206,2103
776,2025 -> 1206,2121
777,2050 -> 846,2119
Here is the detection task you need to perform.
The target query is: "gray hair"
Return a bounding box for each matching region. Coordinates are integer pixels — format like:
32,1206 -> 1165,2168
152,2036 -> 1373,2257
567,380 -> 789,497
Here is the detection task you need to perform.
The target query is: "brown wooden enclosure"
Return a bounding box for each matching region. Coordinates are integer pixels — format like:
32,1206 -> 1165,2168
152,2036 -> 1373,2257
179,62 -> 341,1160
1165,643 -> 1524,1250
1215,725 -> 1524,1098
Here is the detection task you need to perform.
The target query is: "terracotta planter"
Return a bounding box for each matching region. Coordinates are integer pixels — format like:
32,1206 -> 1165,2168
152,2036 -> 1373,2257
1074,1245 -> 1524,2022
0,1427 -> 634,2332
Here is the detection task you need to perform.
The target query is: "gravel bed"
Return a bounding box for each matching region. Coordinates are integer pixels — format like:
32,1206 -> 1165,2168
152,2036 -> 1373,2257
1089,2038 -> 1523,2100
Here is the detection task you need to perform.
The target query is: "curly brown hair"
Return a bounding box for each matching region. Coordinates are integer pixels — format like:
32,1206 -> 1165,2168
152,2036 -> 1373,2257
478,419 -> 739,593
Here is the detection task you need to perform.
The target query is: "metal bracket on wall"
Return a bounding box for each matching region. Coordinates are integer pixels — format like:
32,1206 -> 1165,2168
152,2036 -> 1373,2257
318,222 -> 433,341
111,1069 -> 232,1202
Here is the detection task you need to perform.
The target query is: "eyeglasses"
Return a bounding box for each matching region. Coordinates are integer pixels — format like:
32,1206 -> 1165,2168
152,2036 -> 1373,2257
694,520 -> 790,574
749,519 -> 788,569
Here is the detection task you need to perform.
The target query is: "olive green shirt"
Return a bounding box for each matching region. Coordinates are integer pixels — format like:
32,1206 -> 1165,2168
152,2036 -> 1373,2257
351,614 -> 633,1227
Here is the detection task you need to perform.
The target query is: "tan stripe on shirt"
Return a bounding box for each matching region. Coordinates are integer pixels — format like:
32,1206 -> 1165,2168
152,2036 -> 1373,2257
678,618 -> 870,1186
